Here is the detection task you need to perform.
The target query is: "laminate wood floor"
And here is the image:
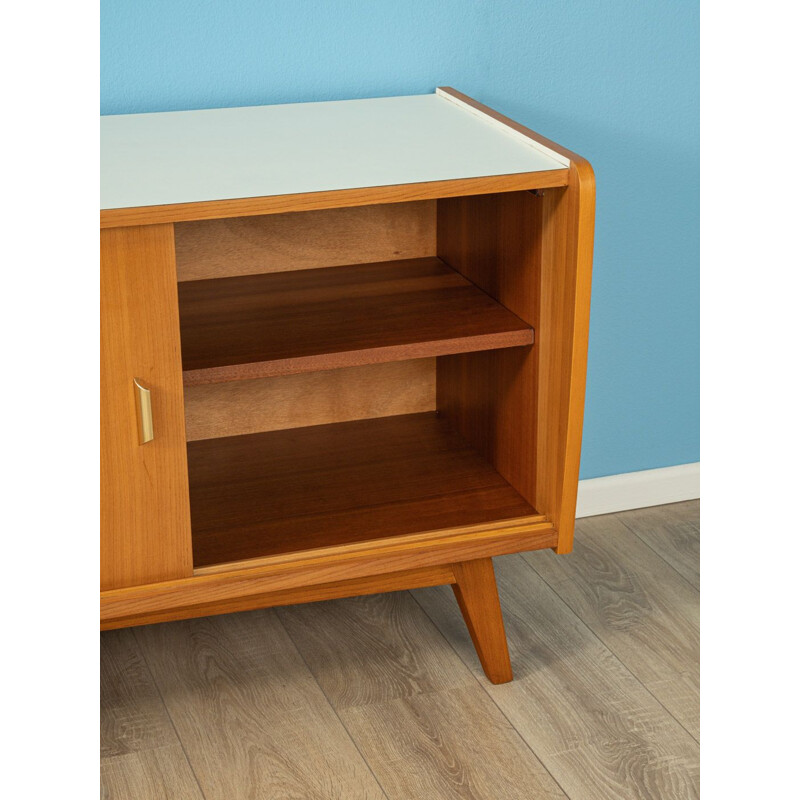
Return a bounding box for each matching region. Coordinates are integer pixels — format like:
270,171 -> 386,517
101,501 -> 699,799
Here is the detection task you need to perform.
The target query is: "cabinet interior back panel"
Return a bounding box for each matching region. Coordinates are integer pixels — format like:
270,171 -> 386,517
101,93 -> 566,210
184,359 -> 436,441
174,201 -> 435,281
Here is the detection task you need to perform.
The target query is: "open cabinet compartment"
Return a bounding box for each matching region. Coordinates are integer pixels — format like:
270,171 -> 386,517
101,89 -> 593,685
176,191 -> 561,572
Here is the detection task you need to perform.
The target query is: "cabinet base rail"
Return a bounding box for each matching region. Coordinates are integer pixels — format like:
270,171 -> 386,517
100,548 -> 548,684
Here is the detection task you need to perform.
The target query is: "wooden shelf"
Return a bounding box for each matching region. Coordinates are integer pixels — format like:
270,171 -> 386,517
188,412 -> 540,569
178,258 -> 533,385
101,88 -> 595,687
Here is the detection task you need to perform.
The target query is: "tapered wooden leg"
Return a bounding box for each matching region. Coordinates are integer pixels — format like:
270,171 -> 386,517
451,557 -> 513,684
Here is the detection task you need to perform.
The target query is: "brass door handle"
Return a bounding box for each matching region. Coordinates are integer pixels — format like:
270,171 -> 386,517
133,378 -> 154,444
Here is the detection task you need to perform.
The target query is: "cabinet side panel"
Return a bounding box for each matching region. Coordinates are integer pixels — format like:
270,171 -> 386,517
101,224 -> 193,589
538,167 -> 595,552
436,192 -> 541,508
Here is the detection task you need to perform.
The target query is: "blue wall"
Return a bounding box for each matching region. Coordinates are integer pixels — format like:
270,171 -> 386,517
101,0 -> 699,480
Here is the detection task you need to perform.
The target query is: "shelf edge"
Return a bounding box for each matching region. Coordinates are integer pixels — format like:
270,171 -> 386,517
182,330 -> 534,386
193,513 -> 548,576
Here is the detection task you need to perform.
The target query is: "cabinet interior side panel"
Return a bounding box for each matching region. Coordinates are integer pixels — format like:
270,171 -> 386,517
184,359 -> 436,441
174,200 -> 436,281
535,186 -> 572,526
436,192 -> 542,509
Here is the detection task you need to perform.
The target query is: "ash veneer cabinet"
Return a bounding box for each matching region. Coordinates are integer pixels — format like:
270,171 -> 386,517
100,88 -> 595,684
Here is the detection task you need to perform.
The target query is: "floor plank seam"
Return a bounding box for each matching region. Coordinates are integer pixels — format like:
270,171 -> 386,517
131,627 -> 210,800
102,504 -> 699,798
614,514 -> 701,594
274,610 -> 392,800
408,589 -> 573,800
519,555 -> 700,746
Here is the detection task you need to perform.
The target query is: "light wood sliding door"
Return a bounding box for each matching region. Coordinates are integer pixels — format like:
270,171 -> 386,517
101,224 -> 193,589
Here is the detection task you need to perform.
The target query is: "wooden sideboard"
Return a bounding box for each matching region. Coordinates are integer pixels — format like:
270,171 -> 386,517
100,87 -> 595,684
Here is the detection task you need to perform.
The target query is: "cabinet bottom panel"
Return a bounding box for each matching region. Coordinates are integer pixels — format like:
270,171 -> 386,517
188,411 -> 540,570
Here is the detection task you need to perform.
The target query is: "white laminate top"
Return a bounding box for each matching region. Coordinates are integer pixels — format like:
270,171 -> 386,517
101,92 -> 567,210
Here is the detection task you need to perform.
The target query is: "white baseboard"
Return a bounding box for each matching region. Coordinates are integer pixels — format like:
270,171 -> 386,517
575,462 -> 700,518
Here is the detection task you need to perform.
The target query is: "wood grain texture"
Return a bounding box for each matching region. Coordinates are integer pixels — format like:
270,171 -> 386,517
100,92 -> 593,701
100,169 -> 569,228
101,630 -> 177,759
188,413 -> 538,568
102,503 -> 699,800
100,630 -> 203,799
101,224 -> 193,590
101,748 -> 204,800
413,553 -> 699,799
341,687 -> 567,799
616,501 -> 700,589
437,190 -> 541,512
184,359 -> 435,441
178,257 -> 533,385
134,610 -> 386,799
437,181 -> 594,557
175,200 -> 435,280
537,168 -> 595,555
280,590 -> 475,705
101,520 -> 556,627
451,558 -> 513,684
437,88 -> 596,555
102,563 -> 455,630
524,514 -> 700,739
278,590 -> 566,799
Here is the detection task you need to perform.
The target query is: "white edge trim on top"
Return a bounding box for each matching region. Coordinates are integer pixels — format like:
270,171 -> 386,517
575,463 -> 700,518
435,88 -> 571,168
